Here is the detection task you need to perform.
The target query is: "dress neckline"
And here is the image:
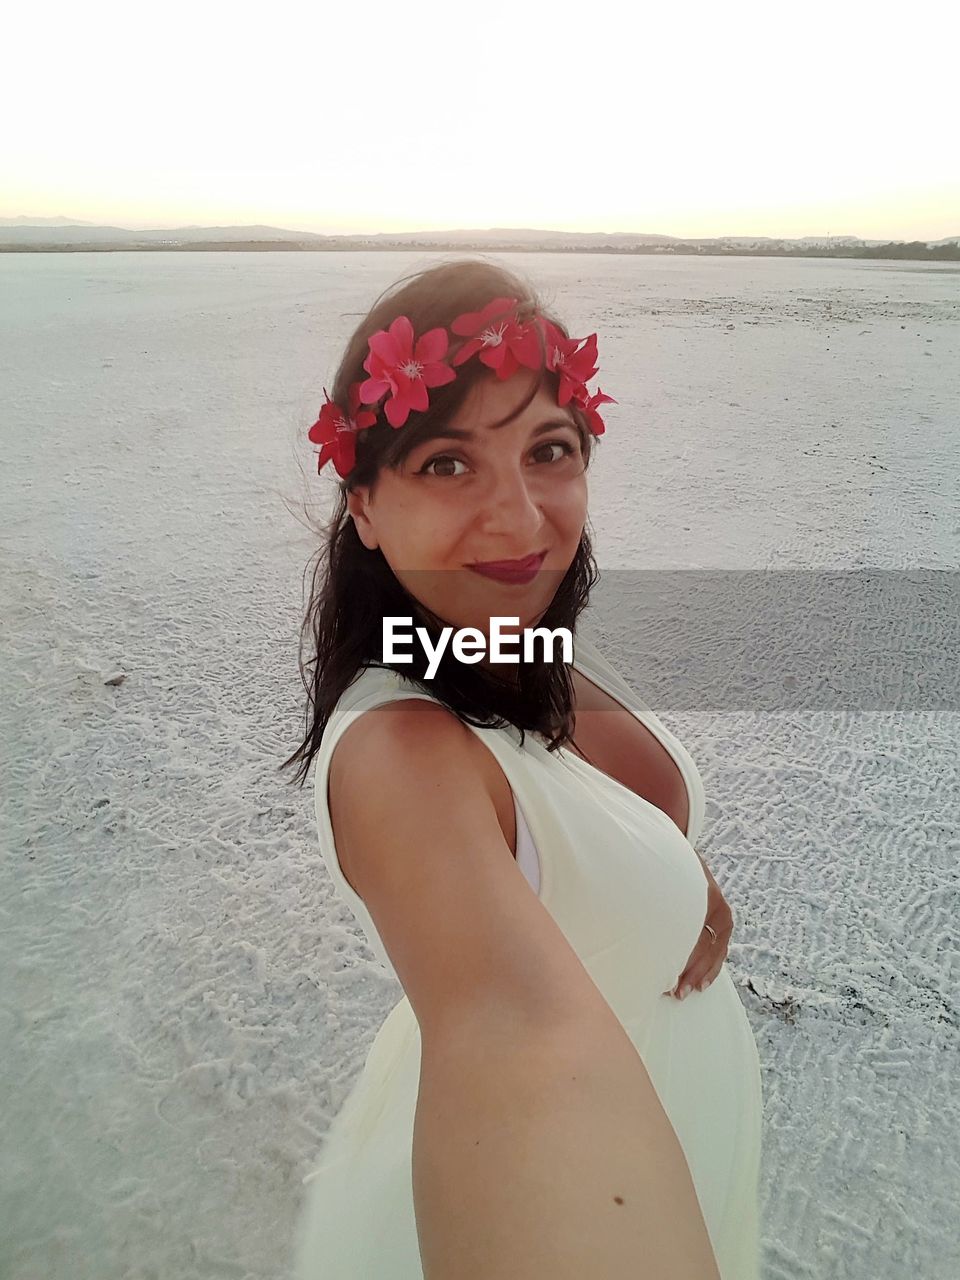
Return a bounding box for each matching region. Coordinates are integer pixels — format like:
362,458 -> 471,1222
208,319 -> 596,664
565,649 -> 694,842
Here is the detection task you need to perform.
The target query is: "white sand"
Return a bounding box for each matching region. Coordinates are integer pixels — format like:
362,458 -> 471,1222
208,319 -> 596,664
2,250 -> 958,1278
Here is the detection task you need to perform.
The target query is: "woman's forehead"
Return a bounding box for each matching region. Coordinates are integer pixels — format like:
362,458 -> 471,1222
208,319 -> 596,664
448,372 -> 568,434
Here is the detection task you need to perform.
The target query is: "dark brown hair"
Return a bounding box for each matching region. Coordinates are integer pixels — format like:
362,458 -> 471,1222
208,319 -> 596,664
280,256 -> 603,788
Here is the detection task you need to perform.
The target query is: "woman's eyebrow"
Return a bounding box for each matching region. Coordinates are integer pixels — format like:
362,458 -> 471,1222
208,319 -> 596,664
425,418 -> 579,444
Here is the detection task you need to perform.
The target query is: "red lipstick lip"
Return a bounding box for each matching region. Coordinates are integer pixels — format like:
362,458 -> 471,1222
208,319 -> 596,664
467,551 -> 547,584
468,550 -> 547,572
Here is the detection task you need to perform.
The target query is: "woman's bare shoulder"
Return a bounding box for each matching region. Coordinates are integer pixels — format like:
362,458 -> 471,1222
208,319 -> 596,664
330,699 -> 496,799
330,698 -> 516,856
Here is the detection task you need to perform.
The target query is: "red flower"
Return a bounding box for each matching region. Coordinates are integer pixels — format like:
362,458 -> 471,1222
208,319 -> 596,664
308,381 -> 376,478
308,307 -> 615,481
571,384 -> 617,436
358,315 -> 457,428
539,318 -> 600,407
450,296 -> 542,380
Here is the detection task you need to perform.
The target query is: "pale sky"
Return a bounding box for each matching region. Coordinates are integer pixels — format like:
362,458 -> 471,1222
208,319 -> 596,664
3,0 -> 957,241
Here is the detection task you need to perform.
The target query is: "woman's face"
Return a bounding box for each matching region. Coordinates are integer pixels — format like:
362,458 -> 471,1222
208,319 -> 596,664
347,367 -> 589,639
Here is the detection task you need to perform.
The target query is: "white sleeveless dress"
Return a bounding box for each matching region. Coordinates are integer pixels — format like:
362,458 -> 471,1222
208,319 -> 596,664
291,633 -> 763,1279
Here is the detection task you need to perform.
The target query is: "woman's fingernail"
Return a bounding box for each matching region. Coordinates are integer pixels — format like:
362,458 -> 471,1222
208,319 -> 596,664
678,984 -> 691,1000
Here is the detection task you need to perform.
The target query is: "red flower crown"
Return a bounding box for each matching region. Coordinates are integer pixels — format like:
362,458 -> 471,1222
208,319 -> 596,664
308,296 -> 616,478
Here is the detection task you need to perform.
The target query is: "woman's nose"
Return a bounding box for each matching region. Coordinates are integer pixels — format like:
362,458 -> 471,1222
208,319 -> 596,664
478,466 -> 545,535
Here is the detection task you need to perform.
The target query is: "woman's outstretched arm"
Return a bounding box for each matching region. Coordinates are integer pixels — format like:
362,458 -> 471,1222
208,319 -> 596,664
329,699 -> 720,1279
414,1002 -> 720,1280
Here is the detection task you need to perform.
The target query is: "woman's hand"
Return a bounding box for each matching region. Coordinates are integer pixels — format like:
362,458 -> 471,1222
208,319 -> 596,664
664,853 -> 733,1000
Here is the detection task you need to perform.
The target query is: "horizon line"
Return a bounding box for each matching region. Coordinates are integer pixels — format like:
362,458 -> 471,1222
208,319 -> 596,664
2,217 -> 956,242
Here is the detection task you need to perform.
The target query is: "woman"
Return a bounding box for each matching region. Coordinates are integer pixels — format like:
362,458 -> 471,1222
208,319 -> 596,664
284,258 -> 763,1278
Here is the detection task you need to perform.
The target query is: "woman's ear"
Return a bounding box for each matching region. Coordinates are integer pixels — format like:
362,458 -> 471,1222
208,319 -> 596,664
346,486 -> 379,551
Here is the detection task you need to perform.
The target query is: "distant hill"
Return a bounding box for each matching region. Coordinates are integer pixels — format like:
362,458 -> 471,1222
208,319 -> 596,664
0,215 -> 96,227
1,221 -> 957,260
0,222 -> 311,245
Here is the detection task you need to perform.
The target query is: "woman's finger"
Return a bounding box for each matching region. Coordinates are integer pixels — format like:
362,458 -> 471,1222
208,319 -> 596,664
697,958 -> 725,990
666,932 -> 728,997
665,956 -> 710,997
669,960 -> 723,998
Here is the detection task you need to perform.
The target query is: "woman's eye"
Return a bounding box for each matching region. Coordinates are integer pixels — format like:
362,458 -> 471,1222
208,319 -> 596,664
535,441 -> 575,464
418,440 -> 574,478
419,454 -> 467,478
